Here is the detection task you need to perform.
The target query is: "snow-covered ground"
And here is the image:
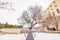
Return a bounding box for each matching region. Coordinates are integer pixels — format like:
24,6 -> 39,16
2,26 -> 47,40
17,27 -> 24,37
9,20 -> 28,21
0,34 -> 27,40
33,32 -> 60,40
0,33 -> 60,40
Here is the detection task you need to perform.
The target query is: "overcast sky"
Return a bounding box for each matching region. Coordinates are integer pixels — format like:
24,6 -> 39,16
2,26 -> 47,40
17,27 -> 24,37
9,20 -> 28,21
0,0 -> 53,25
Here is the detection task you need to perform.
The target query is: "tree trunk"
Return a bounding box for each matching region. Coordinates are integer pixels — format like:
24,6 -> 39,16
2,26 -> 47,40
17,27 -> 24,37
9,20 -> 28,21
47,26 -> 49,30
56,23 -> 58,30
29,24 -> 33,30
55,20 -> 58,30
29,26 -> 32,30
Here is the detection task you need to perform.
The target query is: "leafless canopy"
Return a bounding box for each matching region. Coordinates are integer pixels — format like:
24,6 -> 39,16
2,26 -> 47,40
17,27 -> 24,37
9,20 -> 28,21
0,1 -> 15,11
18,6 -> 43,30
43,13 -> 60,30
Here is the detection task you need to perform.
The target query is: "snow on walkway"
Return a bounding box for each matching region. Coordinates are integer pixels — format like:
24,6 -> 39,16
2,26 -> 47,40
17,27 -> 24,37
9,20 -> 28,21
0,33 -> 60,40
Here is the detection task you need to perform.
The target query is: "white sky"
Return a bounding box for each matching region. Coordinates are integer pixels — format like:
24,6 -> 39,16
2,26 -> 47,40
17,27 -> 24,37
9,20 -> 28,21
0,0 -> 53,25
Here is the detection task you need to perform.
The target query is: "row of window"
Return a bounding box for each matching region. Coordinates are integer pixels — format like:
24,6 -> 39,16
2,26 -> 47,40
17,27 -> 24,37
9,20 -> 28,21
48,8 -> 60,14
50,1 -> 57,8
48,1 -> 60,14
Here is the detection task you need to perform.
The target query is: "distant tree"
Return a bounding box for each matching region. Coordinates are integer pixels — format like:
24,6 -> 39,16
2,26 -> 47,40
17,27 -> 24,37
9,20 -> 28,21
4,22 -> 9,28
0,23 -> 4,28
9,25 -> 16,28
3,22 -> 16,28
18,6 -> 44,30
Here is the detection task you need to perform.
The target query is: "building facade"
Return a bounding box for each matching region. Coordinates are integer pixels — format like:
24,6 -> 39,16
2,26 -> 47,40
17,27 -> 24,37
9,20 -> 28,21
43,0 -> 60,31
45,0 -> 60,16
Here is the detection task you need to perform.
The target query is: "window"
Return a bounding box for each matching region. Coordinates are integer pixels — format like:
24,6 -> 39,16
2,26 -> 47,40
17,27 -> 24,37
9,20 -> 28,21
52,12 -> 54,14
53,1 -> 55,3
50,5 -> 52,7
51,8 -> 53,10
55,5 -> 57,7
56,8 -> 60,13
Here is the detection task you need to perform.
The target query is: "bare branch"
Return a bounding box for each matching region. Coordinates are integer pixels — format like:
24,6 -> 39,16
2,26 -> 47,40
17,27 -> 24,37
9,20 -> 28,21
0,1 -> 15,11
18,5 -> 43,30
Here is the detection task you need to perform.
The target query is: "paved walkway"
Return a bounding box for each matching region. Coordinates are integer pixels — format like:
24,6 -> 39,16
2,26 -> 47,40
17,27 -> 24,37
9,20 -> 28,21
26,32 -> 34,40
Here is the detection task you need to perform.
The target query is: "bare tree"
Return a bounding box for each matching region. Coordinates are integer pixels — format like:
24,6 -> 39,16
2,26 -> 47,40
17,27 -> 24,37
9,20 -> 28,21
50,13 -> 60,30
0,1 -> 15,11
18,6 -> 44,30
43,13 -> 60,30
